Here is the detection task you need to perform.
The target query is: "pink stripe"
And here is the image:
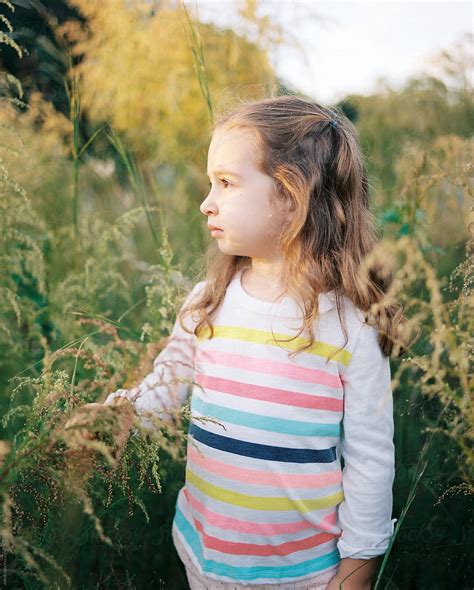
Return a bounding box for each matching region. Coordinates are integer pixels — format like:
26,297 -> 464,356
319,510 -> 338,532
196,349 -> 342,389
192,513 -> 339,556
187,444 -> 342,488
183,487 -> 340,537
195,374 -> 343,412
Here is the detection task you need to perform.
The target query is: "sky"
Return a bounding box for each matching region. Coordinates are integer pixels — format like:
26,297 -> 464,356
191,0 -> 472,104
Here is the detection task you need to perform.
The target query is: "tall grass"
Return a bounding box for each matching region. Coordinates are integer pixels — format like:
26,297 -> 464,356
0,3 -> 472,589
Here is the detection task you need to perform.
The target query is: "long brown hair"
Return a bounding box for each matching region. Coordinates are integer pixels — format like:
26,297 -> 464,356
178,94 -> 412,361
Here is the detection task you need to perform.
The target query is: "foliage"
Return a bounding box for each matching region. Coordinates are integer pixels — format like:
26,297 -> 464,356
349,32 -> 473,198
0,1 -> 472,588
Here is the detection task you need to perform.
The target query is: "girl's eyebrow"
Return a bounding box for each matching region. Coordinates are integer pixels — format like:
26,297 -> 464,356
207,169 -> 242,179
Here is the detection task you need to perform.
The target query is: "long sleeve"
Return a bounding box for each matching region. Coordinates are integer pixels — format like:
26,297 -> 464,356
104,280 -> 206,430
336,320 -> 398,560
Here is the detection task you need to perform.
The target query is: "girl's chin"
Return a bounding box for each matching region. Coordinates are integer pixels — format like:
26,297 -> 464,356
216,240 -> 242,256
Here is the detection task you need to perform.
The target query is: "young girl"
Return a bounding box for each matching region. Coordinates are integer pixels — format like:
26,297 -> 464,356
91,95 -> 402,588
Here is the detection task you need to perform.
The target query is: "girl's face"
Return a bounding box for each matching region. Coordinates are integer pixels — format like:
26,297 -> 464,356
200,127 -> 290,259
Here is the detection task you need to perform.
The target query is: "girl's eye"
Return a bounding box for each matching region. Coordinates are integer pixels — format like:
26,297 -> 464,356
209,179 -> 230,189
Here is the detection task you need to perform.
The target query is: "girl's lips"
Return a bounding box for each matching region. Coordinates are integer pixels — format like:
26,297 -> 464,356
210,229 -> 224,237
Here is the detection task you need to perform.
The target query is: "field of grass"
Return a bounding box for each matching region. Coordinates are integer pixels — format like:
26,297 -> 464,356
0,2 -> 472,589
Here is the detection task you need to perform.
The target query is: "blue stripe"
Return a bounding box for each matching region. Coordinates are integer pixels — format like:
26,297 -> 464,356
173,505 -> 341,582
192,394 -> 341,437
188,422 -> 337,463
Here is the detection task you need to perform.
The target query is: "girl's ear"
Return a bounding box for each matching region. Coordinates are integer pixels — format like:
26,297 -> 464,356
284,197 -> 295,214
271,182 -> 294,214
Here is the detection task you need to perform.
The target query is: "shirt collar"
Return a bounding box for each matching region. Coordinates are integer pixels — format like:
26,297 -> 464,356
228,269 -> 335,318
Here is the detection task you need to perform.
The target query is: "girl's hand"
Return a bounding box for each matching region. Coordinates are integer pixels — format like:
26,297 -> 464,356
64,398 -> 134,443
325,556 -> 380,590
64,403 -> 104,442
326,575 -> 371,590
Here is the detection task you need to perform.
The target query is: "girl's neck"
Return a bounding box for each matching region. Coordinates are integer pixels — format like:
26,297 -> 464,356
240,266 -> 287,304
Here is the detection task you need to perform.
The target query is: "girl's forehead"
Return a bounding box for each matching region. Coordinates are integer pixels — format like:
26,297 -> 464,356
210,127 -> 254,149
208,128 -> 258,166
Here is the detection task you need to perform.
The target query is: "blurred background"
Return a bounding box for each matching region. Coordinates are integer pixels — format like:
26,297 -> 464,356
0,1 -> 472,589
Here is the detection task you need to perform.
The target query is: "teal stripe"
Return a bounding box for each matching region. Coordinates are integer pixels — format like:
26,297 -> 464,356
173,505 -> 341,582
191,394 -> 341,438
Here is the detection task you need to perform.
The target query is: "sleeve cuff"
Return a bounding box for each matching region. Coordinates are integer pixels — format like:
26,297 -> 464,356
337,517 -> 398,560
104,389 -> 132,405
104,389 -> 177,434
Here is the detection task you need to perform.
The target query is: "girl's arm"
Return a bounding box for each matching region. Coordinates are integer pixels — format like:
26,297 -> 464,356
335,321 -> 397,581
326,556 -> 381,589
103,280 -> 206,430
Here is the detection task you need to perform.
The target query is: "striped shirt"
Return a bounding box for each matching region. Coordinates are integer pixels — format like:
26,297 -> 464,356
105,267 -> 397,586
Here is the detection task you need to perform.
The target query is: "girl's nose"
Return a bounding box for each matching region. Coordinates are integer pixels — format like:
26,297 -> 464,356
200,194 -> 217,217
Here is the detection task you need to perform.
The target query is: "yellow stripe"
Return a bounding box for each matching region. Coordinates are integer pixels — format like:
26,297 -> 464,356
196,325 -> 351,366
186,467 -> 344,512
